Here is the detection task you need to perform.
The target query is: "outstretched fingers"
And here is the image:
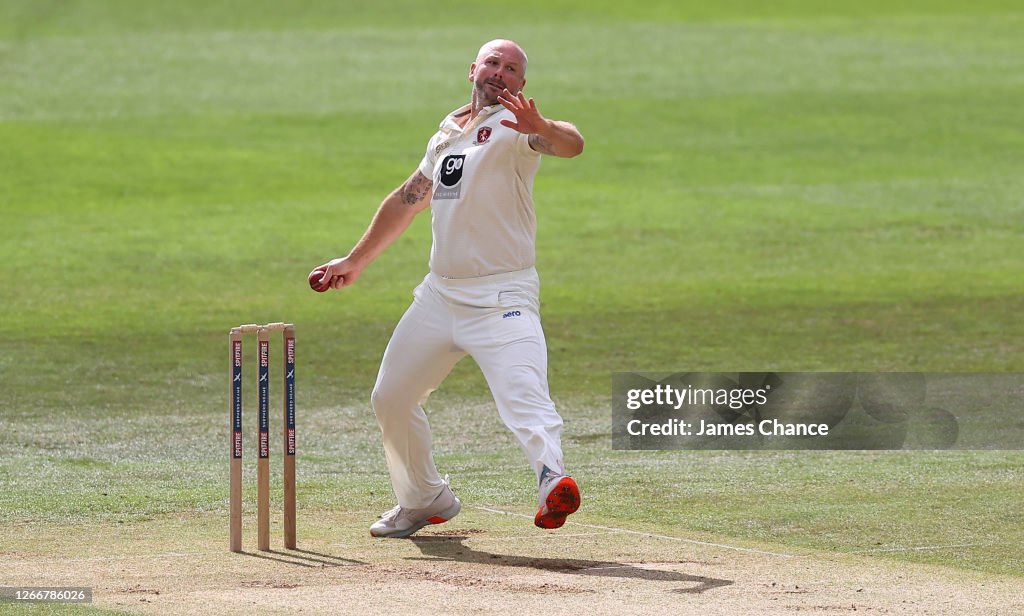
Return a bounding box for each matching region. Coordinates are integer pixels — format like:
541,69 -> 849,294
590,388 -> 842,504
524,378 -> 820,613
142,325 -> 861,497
499,88 -> 545,135
498,89 -> 522,113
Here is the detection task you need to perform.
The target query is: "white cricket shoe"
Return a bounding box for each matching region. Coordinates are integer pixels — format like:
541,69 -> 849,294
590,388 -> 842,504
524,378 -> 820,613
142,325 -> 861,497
369,480 -> 461,538
534,473 -> 580,529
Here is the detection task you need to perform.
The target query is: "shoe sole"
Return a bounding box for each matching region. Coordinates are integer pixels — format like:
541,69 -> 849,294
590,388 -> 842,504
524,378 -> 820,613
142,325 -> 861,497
534,476 -> 580,530
370,498 -> 462,539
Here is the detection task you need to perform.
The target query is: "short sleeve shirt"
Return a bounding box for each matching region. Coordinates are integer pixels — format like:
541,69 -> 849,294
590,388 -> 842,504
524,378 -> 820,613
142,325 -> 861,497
418,103 -> 542,279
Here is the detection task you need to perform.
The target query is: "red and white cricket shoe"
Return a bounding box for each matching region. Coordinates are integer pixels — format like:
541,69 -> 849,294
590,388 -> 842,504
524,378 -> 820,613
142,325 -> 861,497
534,474 -> 580,529
370,478 -> 461,538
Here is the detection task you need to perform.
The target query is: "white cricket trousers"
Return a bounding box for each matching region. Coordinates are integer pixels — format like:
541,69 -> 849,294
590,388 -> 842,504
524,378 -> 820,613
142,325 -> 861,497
371,267 -> 565,508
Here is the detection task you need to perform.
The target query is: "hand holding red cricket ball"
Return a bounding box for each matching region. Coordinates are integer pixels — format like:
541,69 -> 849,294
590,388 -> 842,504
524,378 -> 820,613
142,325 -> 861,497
308,266 -> 333,292
309,257 -> 357,292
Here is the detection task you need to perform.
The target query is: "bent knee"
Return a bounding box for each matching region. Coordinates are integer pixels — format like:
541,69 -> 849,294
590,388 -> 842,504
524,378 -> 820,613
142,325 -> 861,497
371,382 -> 428,419
371,385 -> 399,416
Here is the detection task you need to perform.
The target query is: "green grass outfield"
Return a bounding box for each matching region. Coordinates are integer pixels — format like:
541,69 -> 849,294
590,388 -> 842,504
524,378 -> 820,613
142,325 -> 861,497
1,1 -> 1022,612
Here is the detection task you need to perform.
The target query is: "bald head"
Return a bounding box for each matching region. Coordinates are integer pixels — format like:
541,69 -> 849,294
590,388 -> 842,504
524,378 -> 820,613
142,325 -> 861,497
475,39 -> 528,75
469,39 -> 529,107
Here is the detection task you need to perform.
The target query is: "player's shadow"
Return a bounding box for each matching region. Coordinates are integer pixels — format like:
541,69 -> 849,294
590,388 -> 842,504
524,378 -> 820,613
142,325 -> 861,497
240,548 -> 367,568
408,535 -> 732,594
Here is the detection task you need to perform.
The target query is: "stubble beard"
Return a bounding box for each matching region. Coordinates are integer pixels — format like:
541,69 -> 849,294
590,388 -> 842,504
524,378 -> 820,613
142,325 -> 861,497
474,78 -> 505,107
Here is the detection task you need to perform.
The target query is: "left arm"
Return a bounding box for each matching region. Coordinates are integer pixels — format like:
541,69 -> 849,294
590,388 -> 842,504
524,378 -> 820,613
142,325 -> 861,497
498,89 -> 585,158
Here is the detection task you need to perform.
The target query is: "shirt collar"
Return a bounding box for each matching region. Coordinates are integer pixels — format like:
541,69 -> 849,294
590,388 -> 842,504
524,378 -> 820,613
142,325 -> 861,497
440,103 -> 503,132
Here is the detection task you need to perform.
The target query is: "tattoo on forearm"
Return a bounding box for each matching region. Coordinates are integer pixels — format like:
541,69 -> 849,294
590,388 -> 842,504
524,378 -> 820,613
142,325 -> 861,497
528,133 -> 556,155
401,173 -> 433,205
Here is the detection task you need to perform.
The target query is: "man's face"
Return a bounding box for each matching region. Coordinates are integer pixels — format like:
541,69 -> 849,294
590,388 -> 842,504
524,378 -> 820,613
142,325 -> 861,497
469,42 -> 527,105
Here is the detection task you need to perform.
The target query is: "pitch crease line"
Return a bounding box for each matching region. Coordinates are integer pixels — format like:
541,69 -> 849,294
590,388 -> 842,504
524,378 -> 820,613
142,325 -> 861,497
845,543 -> 989,554
471,531 -> 625,541
473,506 -> 793,558
10,551 -> 220,564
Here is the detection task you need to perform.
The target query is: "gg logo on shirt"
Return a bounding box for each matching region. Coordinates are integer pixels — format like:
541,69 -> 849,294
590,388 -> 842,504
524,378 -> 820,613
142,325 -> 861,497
434,154 -> 465,200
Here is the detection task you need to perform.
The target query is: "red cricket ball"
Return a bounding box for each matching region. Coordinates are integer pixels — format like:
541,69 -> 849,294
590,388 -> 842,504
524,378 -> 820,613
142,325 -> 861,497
308,266 -> 331,293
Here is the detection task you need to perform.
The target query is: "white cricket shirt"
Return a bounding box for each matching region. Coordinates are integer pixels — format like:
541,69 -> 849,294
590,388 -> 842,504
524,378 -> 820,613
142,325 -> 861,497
418,103 -> 542,279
